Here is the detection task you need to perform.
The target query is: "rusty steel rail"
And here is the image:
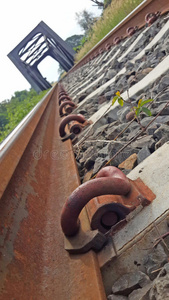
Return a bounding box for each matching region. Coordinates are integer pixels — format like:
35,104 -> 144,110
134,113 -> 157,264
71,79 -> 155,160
70,0 -> 169,71
0,87 -> 55,200
1,0 -> 169,298
0,84 -> 106,299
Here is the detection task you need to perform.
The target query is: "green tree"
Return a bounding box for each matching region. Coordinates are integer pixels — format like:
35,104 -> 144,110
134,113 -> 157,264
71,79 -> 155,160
66,34 -> 84,49
75,9 -> 97,35
0,88 -> 48,142
0,100 -> 9,130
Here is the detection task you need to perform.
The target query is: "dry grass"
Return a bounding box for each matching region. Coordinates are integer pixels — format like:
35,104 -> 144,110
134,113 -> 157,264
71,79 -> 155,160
75,0 -> 143,62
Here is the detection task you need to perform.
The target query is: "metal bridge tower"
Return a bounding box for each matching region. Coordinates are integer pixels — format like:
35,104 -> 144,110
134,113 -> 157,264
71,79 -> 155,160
8,21 -> 75,93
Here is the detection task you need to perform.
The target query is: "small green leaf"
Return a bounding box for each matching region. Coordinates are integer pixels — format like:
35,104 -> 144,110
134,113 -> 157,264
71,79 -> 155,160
135,107 -> 142,116
140,99 -> 154,107
118,98 -> 124,106
112,96 -> 118,105
142,107 -> 152,116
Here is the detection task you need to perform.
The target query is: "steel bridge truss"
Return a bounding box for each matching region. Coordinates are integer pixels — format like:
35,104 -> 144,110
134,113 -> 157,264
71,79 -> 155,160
8,21 -> 75,93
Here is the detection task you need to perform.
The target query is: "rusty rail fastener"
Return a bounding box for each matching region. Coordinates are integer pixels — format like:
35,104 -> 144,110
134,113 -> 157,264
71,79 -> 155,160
59,95 -> 71,105
105,43 -> 111,51
59,100 -> 76,116
69,120 -> 83,135
99,48 -> 104,54
145,11 -> 160,26
113,37 -> 121,45
61,166 -> 131,236
126,26 -> 137,36
59,114 -> 86,138
59,91 -> 67,96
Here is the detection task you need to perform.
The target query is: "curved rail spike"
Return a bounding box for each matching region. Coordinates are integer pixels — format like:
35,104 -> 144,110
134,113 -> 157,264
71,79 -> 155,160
59,95 -> 71,105
113,37 -> 122,45
59,92 -> 67,98
59,100 -> 76,116
105,43 -> 111,51
59,90 -> 67,94
59,114 -> 86,138
126,26 -> 138,36
91,167 -> 131,233
145,11 -> 160,26
61,166 -> 131,236
99,48 -> 104,54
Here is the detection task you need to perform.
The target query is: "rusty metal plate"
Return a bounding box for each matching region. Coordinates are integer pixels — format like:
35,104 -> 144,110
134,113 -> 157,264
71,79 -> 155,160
0,86 -> 106,300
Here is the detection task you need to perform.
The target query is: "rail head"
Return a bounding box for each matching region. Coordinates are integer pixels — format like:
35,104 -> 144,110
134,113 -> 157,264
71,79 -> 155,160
0,85 -> 56,199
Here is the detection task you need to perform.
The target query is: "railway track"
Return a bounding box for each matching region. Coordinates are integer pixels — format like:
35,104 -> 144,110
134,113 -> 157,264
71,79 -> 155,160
1,0 -> 169,299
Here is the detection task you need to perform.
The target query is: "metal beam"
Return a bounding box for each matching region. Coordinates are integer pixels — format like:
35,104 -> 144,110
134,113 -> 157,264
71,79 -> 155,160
8,21 -> 75,93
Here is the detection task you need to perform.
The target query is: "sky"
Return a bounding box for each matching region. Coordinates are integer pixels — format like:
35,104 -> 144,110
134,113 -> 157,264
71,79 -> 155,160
0,0 -> 101,103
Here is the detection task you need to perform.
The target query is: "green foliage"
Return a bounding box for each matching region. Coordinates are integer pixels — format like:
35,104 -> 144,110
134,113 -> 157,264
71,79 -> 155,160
133,98 -> 154,117
73,36 -> 88,52
104,0 -> 112,9
66,35 -> 84,50
112,91 -> 154,119
0,100 -> 9,130
0,89 -> 48,143
75,9 -> 97,35
112,91 -> 124,107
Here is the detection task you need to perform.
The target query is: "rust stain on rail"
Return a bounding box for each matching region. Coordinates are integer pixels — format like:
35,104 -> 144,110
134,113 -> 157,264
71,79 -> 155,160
0,88 -> 55,200
0,86 -> 106,299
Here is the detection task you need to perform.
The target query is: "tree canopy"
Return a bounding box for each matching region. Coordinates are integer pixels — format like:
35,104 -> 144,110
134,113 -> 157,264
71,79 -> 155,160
66,34 -> 84,49
75,9 -> 97,35
0,88 -> 48,143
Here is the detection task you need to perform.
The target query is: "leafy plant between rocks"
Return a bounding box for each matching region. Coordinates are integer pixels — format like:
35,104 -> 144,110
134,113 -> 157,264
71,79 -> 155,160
112,90 -> 154,120
74,90 -> 154,150
91,100 -> 169,179
73,87 -> 169,180
89,87 -> 169,179
133,98 -> 154,117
